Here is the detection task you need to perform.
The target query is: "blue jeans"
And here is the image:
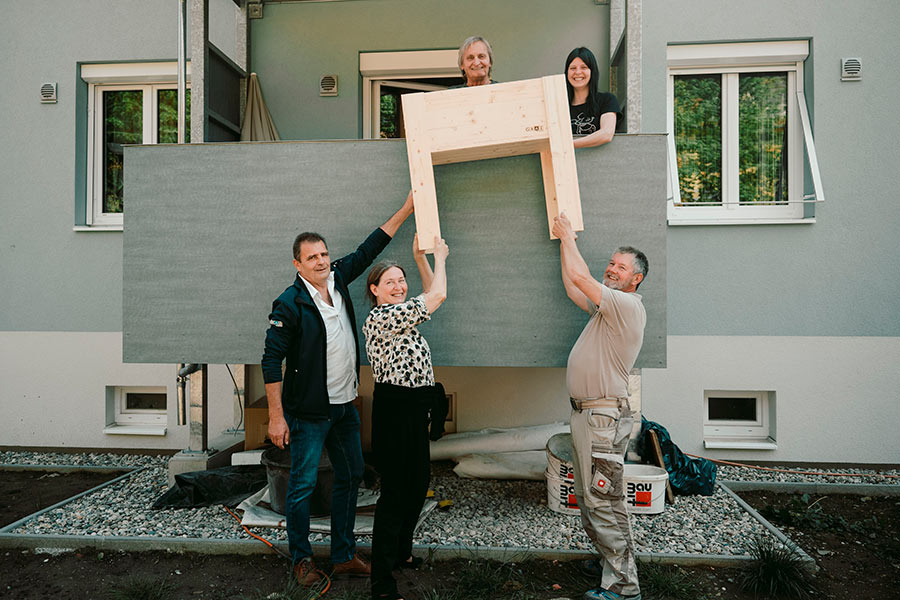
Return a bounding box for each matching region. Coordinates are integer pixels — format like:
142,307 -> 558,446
285,402 -> 364,565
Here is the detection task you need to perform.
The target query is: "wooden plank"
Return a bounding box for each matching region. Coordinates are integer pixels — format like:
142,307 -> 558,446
543,74 -> 583,234
539,147 -> 559,239
402,92 -> 441,252
403,75 -> 583,248
432,139 -> 547,165
648,429 -> 676,504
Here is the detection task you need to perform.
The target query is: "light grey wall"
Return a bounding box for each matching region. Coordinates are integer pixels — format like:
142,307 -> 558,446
0,331 -> 241,450
0,1 -> 185,332
122,136 -> 667,368
642,335 -> 900,464
641,0 -> 900,337
249,0 -> 610,139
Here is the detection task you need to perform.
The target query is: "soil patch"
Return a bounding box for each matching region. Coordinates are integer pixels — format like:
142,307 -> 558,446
0,469 -> 126,528
739,491 -> 900,599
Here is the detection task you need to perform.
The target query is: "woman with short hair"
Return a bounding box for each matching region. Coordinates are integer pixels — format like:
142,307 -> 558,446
364,234 -> 450,600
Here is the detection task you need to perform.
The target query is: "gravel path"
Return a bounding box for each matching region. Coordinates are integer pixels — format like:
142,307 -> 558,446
2,451 -> 897,555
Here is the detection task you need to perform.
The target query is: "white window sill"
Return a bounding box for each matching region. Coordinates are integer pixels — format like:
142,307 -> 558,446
704,437 -> 777,450
74,224 -> 123,232
668,217 -> 816,226
103,424 -> 167,436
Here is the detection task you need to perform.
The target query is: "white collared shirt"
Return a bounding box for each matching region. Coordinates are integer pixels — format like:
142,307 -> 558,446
299,271 -> 357,404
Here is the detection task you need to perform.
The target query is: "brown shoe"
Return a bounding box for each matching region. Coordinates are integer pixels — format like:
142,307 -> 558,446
293,559 -> 323,587
332,553 -> 371,577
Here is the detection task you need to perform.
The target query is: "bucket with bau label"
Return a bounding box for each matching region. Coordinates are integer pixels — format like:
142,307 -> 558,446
545,433 -> 579,514
623,464 -> 668,514
546,432 -> 576,483
545,469 -> 580,515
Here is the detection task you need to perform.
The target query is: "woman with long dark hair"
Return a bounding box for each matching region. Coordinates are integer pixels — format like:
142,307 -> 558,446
565,47 -> 623,148
363,234 -> 450,600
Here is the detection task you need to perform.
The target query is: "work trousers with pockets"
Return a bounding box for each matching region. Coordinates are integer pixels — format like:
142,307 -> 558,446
370,382 -> 433,597
570,399 -> 640,597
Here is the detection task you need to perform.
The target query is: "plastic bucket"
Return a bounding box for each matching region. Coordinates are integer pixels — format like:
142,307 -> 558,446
546,432 -> 576,483
260,446 -> 334,516
545,469 -> 580,515
623,464 -> 668,514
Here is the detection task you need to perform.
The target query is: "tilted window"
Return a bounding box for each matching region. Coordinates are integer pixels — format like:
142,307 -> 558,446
667,41 -> 823,225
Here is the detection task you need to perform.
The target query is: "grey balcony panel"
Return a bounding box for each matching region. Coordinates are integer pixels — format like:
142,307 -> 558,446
123,136 -> 666,368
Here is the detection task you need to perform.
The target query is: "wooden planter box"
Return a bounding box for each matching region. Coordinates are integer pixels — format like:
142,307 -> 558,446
402,74 -> 583,251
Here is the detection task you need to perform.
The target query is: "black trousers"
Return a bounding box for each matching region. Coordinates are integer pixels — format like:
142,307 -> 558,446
370,382 -> 433,597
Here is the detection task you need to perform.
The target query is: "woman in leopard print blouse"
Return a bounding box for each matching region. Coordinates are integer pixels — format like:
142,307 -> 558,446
363,234 -> 449,600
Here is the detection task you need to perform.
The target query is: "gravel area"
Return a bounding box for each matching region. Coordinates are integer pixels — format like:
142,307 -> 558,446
2,451 -> 897,556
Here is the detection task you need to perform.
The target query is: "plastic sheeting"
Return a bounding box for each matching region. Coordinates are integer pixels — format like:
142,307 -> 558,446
452,450 -> 548,480
152,465 -> 268,509
430,422 -> 569,461
635,417 -> 717,496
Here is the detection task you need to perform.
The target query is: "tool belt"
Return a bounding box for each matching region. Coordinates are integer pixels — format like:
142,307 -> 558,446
569,396 -> 627,411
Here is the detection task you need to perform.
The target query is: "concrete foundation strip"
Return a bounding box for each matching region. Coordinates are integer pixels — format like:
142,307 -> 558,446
1,464 -> 896,571
719,479 -> 900,496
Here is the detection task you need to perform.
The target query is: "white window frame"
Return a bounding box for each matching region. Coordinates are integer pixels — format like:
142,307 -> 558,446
360,50 -> 459,139
112,386 -> 168,426
82,62 -> 190,229
703,389 -> 776,449
666,41 -> 823,225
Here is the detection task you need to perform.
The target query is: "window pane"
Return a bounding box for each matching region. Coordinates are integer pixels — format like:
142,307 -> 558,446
102,90 -> 143,213
379,89 -> 402,138
158,88 -> 191,143
125,392 -> 166,411
739,73 -> 787,204
708,397 -> 757,421
674,74 -> 721,204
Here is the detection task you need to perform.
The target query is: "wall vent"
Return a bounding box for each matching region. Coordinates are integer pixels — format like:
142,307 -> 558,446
319,74 -> 338,97
40,82 -> 57,103
841,57 -> 862,81
247,2 -> 263,19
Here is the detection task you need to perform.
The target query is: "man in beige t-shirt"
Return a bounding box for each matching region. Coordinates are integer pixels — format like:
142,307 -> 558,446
552,214 -> 648,600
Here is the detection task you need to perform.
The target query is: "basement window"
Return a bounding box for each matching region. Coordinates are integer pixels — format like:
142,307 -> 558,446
703,390 -> 776,449
104,386 -> 168,436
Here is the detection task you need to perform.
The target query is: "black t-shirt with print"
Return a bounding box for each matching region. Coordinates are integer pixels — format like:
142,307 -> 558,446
569,92 -> 623,135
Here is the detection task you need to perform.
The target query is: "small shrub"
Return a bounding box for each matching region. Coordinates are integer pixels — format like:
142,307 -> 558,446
760,493 -> 851,532
238,570 -> 333,600
108,575 -> 175,600
739,536 -> 815,599
638,562 -> 701,600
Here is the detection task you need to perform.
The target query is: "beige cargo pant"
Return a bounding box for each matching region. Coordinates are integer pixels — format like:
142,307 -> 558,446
570,399 -> 640,597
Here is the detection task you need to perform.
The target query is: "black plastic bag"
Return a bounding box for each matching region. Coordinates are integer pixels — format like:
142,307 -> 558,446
152,465 -> 268,509
636,416 -> 717,496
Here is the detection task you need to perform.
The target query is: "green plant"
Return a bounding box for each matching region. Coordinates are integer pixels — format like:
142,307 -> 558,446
738,536 -> 815,599
414,556 -> 539,600
108,575 -> 175,600
758,493 -> 882,535
637,562 -> 702,600
238,570 -> 333,600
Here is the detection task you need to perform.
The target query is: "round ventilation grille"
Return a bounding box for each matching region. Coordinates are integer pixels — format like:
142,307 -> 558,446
319,74 -> 338,96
